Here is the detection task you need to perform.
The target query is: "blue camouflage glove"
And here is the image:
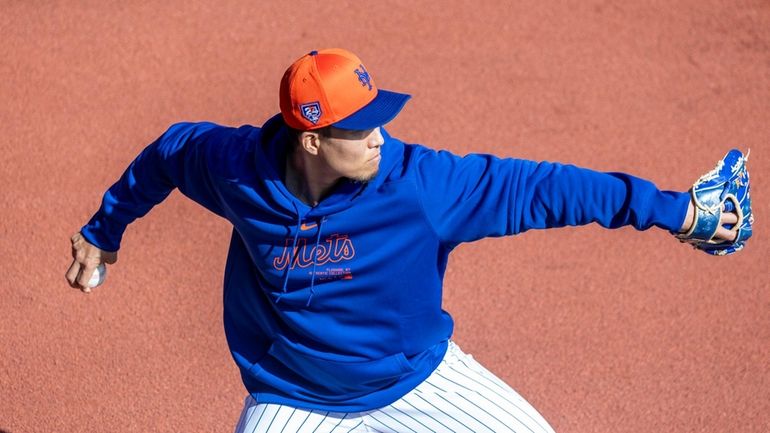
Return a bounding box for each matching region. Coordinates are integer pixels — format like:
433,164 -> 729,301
675,149 -> 753,255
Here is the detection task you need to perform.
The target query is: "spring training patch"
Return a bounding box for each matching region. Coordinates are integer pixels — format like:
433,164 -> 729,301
299,102 -> 322,124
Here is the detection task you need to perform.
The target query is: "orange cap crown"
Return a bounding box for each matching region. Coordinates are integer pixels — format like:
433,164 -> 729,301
280,48 -> 379,130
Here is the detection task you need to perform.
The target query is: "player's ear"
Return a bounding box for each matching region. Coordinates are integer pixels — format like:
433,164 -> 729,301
300,131 -> 321,156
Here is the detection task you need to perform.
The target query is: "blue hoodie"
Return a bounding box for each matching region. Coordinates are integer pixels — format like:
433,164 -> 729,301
81,114 -> 690,411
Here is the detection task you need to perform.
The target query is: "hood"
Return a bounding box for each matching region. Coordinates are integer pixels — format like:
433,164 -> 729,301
253,114 -> 403,221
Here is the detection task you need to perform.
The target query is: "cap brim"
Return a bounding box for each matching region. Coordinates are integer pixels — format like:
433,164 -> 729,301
332,89 -> 411,130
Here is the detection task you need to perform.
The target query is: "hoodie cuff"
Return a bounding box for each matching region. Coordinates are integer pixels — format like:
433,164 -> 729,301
80,212 -> 124,253
656,190 -> 691,233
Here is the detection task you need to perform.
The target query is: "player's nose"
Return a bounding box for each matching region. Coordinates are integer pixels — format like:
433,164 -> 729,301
368,127 -> 384,148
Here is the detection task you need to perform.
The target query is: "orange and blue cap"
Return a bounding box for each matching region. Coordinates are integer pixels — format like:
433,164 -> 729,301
279,48 -> 411,131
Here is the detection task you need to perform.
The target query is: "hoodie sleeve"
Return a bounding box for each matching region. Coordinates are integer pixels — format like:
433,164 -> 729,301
80,122 -> 231,252
413,147 -> 690,245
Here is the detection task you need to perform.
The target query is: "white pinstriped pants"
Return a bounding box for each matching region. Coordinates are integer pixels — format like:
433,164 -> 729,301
233,341 -> 555,433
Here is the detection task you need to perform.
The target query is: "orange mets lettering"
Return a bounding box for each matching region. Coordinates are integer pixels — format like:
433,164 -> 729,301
272,234 -> 356,271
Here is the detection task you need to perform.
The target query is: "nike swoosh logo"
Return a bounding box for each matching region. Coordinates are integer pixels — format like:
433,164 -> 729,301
300,223 -> 318,231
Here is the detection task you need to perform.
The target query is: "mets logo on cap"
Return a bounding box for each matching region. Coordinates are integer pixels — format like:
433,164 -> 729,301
299,101 -> 322,125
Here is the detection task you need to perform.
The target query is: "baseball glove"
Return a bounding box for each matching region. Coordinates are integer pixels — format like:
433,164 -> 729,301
675,148 -> 753,255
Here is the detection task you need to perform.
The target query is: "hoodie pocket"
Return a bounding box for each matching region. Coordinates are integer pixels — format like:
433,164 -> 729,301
263,337 -> 415,396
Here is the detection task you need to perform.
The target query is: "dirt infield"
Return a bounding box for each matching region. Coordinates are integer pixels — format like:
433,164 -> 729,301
1,1 -> 768,432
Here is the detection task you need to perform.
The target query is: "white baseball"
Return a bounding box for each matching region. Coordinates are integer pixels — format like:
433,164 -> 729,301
87,263 -> 107,288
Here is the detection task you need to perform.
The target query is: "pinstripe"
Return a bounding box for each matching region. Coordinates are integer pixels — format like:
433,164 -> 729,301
413,391 -> 470,432
328,413 -> 349,432
370,409 -> 418,433
435,371 -> 476,393
473,363 -> 524,397
345,420 -> 363,433
441,370 -> 532,431
444,362 -> 547,431
471,390 -> 537,433
249,404 -> 269,433
311,412 -> 329,433
478,366 -> 517,393
440,365 -> 518,408
465,365 -> 552,433
420,378 -> 447,393
433,370 -> 535,432
296,410 -> 314,432
402,396 -> 457,433
262,405 -> 283,432
388,403 -> 435,432
451,354 -> 475,372
444,363 -> 551,433
366,413 -> 401,433
278,407 -> 297,433
456,392 -> 523,433
433,392 -> 495,433
464,356 -> 534,405
238,397 -> 259,433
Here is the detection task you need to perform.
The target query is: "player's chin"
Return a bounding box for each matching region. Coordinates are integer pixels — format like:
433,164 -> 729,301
350,168 -> 379,184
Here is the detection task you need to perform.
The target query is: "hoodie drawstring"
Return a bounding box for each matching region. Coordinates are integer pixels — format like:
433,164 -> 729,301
276,216 -> 303,304
306,217 -> 326,307
276,215 -> 326,307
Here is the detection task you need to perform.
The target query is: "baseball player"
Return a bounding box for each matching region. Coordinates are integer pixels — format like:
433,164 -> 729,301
66,48 -> 752,432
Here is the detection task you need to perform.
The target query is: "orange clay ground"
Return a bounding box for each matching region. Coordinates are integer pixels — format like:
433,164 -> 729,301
1,2 -> 768,432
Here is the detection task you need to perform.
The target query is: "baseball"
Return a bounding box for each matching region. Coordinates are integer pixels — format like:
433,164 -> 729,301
87,263 -> 106,288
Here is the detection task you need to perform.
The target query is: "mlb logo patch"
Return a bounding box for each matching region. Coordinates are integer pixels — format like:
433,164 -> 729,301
300,102 -> 322,124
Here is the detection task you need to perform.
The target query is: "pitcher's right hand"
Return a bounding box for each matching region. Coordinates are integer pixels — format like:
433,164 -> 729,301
66,232 -> 118,293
